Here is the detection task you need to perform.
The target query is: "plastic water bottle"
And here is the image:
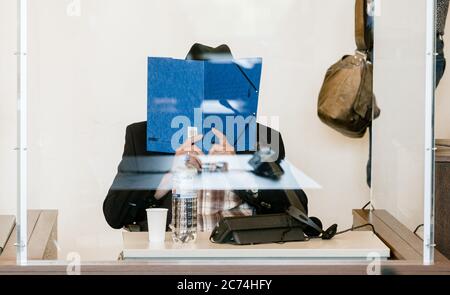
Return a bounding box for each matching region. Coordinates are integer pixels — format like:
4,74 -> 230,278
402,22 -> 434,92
170,162 -> 198,243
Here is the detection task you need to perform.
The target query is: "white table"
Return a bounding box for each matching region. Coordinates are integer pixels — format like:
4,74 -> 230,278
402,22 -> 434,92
121,231 -> 390,261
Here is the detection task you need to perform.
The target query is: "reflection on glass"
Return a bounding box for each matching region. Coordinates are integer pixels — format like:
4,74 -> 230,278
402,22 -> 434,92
16,0 -> 434,266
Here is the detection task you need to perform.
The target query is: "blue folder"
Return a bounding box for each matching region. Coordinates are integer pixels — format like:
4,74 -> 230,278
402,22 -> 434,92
147,57 -> 262,153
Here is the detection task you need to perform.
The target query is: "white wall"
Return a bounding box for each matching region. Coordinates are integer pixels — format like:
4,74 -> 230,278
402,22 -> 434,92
372,0 -> 450,233
1,0 -> 372,260
0,0 -> 17,216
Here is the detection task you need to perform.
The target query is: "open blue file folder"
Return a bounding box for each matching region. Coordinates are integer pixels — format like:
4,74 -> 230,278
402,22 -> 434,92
147,57 -> 263,153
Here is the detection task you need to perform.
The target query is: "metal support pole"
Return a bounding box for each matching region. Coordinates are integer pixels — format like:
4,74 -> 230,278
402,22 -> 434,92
16,0 -> 28,265
424,0 -> 437,266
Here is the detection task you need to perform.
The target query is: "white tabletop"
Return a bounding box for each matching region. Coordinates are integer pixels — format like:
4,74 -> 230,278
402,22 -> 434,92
122,231 -> 390,261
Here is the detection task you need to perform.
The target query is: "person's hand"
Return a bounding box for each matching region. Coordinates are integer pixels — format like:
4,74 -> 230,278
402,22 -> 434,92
208,128 -> 235,155
154,135 -> 203,200
175,134 -> 204,156
175,134 -> 203,171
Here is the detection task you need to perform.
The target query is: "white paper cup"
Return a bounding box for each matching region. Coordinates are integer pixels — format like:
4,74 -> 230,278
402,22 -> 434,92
146,208 -> 168,243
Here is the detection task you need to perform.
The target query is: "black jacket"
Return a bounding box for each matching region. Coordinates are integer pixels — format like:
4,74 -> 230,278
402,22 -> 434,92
103,121 -> 307,230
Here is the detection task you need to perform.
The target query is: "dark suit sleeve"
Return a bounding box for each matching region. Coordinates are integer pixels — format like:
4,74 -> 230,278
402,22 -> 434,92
103,126 -> 161,229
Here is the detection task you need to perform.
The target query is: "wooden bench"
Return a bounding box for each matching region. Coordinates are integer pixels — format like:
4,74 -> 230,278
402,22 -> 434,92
0,215 -> 15,256
0,210 -> 58,261
353,209 -> 448,262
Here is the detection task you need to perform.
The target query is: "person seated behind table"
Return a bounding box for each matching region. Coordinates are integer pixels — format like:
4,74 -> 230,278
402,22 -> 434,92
103,43 -> 308,232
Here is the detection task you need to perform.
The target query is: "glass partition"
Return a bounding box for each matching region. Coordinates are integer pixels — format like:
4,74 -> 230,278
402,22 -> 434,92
9,0 -> 439,269
371,0 -> 436,264
371,0 -> 426,260
0,0 -> 18,261
0,0 -> 17,217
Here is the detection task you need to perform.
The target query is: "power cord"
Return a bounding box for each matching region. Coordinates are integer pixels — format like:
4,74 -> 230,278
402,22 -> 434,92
413,224 -> 424,240
335,223 -> 376,236
305,223 -> 376,240
362,201 -> 375,210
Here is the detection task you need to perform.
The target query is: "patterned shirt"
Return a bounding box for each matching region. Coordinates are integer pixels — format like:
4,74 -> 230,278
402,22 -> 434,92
197,190 -> 254,232
437,0 -> 450,35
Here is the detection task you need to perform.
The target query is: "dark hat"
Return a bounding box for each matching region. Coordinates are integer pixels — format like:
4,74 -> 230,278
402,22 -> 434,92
185,43 -> 234,61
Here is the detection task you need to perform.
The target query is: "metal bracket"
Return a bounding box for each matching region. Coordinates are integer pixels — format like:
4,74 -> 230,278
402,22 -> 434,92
13,242 -> 27,248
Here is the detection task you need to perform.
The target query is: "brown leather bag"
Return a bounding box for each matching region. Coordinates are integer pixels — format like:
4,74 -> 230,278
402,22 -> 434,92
318,0 -> 380,138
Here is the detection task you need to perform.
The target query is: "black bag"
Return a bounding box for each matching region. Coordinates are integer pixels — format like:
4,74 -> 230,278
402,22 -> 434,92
210,213 -> 306,245
212,152 -> 337,245
211,189 -> 337,245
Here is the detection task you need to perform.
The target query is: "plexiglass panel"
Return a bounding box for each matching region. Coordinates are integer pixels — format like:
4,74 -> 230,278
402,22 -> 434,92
9,0 -> 437,267
372,0 -> 433,263
0,1 -> 17,217
23,0 -> 373,263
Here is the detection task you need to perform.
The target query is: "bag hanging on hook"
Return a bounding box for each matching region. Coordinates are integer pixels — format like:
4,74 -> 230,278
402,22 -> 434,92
317,0 -> 380,138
